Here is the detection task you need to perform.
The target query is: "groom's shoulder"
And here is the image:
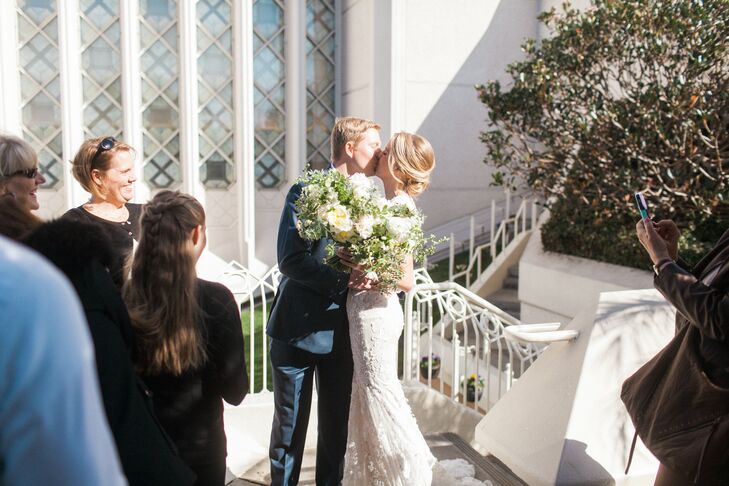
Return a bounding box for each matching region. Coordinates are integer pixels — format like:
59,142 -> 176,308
284,182 -> 304,201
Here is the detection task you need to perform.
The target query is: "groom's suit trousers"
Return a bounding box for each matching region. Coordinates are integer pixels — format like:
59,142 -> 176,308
267,181 -> 353,486
269,337 -> 353,486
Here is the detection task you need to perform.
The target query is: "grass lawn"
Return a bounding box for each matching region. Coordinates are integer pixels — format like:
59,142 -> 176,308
424,248 -> 488,286
240,307 -> 273,393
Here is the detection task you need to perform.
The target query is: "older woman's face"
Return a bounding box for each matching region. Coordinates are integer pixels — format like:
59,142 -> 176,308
94,150 -> 136,205
1,164 -> 46,211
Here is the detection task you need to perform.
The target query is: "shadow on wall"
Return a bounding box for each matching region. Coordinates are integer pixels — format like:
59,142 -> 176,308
557,440 -> 616,486
409,1 -> 540,229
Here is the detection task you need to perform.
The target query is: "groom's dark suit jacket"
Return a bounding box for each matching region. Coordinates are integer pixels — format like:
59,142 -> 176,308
266,182 -> 350,354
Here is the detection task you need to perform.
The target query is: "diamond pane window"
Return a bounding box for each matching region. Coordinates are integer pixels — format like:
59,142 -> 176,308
306,0 -> 335,170
253,0 -> 285,188
16,0 -> 63,189
140,0 -> 181,189
197,0 -> 235,189
80,0 -> 123,140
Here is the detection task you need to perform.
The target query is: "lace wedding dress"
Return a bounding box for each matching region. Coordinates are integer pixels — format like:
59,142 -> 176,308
343,290 -> 492,486
343,288 -> 436,485
343,194 -> 489,486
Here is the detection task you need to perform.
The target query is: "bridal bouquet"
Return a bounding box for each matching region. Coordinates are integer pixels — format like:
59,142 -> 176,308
295,169 -> 438,292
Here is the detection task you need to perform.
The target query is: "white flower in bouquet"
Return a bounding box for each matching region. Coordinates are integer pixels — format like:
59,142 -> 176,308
386,216 -> 413,242
376,197 -> 391,209
354,214 -> 375,239
303,183 -> 321,199
349,172 -> 373,199
325,205 -> 353,231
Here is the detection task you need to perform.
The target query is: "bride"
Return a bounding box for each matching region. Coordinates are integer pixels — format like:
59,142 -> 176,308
338,132 -> 437,485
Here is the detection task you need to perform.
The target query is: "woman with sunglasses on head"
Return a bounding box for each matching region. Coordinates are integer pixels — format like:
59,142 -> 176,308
65,136 -> 139,286
0,134 -> 46,211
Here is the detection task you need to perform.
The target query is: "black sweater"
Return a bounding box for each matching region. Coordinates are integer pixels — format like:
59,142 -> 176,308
24,219 -> 196,486
63,203 -> 141,287
142,279 -> 249,466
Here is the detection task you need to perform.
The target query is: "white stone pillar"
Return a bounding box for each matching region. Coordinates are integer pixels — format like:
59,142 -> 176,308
0,0 -> 21,133
58,0 -> 86,207
234,0 -> 256,267
120,0 -> 147,203
284,0 -> 305,181
179,0 -> 203,203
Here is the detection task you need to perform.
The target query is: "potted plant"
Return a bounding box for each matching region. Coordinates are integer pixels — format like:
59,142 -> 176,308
463,374 -> 484,402
419,354 -> 441,379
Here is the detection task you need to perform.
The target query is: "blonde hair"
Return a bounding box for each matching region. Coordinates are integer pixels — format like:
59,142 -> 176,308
0,134 -> 37,178
71,136 -> 134,198
330,117 -> 381,162
387,132 -> 435,197
123,190 -> 207,376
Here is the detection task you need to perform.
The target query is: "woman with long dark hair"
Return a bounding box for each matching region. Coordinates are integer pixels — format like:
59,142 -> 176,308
124,190 -> 248,486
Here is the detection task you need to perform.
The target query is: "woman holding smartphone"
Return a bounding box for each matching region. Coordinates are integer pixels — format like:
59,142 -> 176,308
635,211 -> 729,485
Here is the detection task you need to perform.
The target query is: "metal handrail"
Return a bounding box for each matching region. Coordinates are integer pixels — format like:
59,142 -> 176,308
447,196 -> 541,289
504,323 -> 579,343
403,279 -> 546,412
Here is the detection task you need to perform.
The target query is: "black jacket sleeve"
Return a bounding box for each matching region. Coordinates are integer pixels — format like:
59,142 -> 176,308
204,282 -> 249,405
654,262 -> 729,342
277,183 -> 349,304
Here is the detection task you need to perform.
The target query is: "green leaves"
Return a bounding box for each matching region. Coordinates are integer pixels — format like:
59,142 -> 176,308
477,0 -> 729,268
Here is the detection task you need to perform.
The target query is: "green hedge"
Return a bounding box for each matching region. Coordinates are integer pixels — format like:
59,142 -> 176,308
540,198 -> 719,269
477,0 -> 729,268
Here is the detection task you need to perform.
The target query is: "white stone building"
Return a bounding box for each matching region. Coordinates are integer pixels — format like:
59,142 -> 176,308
0,0 -> 550,271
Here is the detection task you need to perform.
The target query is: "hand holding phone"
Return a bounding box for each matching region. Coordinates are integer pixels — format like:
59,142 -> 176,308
634,192 -> 650,220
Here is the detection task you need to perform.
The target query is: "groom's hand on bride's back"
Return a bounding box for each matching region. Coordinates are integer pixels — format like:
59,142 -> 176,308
349,268 -> 376,290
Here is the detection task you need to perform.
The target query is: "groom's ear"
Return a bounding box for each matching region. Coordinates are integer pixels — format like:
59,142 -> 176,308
344,141 -> 355,158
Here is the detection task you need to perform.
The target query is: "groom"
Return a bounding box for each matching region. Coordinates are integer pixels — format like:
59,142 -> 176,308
267,117 -> 382,485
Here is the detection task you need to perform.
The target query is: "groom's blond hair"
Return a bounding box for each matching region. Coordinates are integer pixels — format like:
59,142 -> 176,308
330,117 -> 380,162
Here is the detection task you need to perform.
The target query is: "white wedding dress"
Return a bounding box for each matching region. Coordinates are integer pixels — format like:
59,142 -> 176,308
343,289 -> 491,486
343,195 -> 489,486
343,288 -> 436,485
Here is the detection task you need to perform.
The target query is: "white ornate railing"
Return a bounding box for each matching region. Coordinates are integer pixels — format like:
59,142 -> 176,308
216,261 -> 281,393
217,263 -> 557,410
403,274 -> 545,413
442,193 -> 542,289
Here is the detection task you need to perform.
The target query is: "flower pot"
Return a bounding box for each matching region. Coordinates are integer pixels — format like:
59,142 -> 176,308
466,385 -> 483,402
420,365 -> 440,380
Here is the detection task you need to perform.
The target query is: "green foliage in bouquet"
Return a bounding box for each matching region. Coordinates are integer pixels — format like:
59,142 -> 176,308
476,0 -> 729,269
295,170 -> 442,292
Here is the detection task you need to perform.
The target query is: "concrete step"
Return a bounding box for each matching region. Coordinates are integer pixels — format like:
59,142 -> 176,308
502,275 -> 519,290
235,448 -> 317,485
427,432 -> 528,485
485,288 -> 520,320
231,434 -> 527,486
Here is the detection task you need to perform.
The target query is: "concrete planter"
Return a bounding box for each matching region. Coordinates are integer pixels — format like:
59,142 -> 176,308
519,212 -> 654,324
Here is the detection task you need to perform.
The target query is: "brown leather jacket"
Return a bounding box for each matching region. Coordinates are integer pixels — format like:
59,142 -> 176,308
654,228 -> 729,388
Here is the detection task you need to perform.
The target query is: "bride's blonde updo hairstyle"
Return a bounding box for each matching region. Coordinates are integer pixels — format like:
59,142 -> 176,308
386,132 -> 435,197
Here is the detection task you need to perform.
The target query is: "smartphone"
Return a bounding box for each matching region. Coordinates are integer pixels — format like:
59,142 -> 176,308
634,192 -> 650,219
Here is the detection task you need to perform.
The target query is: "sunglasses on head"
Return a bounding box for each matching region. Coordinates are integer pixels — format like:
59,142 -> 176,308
91,136 -> 116,167
8,167 -> 39,179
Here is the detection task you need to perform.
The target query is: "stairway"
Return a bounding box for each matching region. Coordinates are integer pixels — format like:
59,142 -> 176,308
484,264 -> 520,320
